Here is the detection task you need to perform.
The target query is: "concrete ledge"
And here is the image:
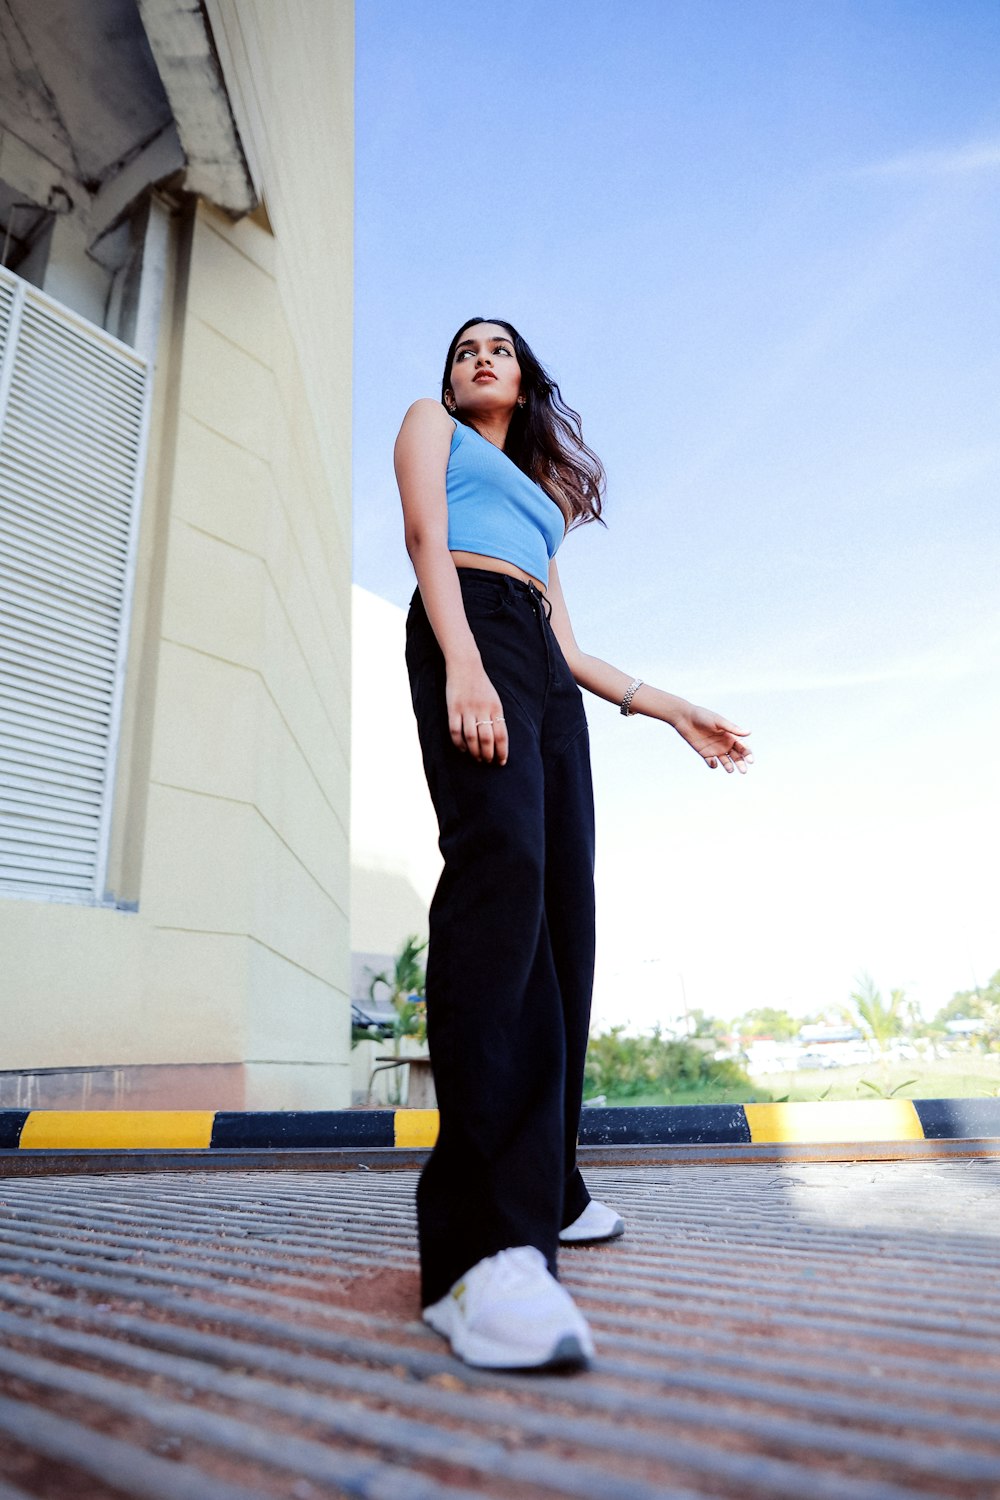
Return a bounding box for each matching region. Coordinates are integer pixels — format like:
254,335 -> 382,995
1,1098 -> 998,1152
4,1138 -> 1000,1178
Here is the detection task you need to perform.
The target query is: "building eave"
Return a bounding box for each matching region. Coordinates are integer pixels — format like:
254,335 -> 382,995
135,0 -> 256,217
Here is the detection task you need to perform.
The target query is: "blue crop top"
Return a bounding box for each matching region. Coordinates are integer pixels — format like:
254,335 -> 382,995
445,420 -> 565,582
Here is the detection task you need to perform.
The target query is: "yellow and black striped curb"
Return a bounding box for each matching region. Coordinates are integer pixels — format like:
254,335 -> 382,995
1,1098 -> 997,1151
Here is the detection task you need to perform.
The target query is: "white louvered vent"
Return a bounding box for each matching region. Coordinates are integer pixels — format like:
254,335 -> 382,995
0,265 -> 151,902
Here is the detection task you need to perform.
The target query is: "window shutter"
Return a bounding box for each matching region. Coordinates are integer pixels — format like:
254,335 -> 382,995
0,265 -> 151,902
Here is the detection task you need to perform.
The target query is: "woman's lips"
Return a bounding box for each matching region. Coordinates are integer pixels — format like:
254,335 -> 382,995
473,371 -> 497,382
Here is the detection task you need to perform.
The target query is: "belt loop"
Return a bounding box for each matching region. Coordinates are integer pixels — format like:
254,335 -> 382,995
529,580 -> 552,621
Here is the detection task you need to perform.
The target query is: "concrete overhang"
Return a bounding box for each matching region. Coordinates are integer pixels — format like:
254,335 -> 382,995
135,0 -> 257,216
0,0 -> 255,269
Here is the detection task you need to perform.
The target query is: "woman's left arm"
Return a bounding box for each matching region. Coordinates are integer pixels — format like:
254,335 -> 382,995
546,560 -> 753,774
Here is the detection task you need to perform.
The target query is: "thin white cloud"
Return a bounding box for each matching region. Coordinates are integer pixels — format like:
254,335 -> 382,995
856,139 -> 1000,179
662,631 -> 1000,699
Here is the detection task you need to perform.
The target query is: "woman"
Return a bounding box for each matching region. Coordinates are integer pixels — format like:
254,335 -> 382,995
395,318 -> 751,1371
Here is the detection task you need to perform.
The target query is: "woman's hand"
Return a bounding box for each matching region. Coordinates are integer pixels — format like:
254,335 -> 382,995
446,664 -> 509,765
672,703 -> 753,774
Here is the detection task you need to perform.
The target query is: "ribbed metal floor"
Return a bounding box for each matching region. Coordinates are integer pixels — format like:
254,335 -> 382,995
1,1159 -> 999,1498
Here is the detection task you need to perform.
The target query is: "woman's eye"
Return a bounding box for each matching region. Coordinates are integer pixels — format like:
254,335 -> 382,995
455,344 -> 511,362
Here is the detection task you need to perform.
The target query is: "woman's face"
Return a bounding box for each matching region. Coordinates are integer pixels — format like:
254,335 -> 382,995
446,323 -> 522,417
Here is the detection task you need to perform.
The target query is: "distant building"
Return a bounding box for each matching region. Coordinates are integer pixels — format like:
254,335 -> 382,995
741,1039 -> 804,1076
798,1024 -> 863,1045
0,1 -> 355,1109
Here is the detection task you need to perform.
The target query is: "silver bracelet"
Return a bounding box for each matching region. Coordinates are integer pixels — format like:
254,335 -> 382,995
620,677 -> 644,716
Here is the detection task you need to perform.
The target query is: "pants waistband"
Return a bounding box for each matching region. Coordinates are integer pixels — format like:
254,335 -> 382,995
455,566 -> 552,620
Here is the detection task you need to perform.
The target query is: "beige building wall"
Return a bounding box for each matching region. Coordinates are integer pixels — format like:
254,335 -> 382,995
0,4 -> 354,1110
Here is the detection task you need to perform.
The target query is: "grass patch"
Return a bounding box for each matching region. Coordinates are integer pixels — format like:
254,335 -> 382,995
598,1055 -> 1000,1107
602,1083 -> 769,1108
753,1057 -> 1000,1102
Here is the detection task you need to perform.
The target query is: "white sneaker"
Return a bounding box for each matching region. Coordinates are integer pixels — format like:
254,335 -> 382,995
559,1198 -> 625,1244
422,1245 -> 595,1369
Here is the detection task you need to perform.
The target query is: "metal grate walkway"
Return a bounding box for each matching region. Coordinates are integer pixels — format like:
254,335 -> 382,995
1,1159 -> 999,1498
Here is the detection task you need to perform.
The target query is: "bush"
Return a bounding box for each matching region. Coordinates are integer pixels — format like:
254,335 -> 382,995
583,1025 -> 750,1101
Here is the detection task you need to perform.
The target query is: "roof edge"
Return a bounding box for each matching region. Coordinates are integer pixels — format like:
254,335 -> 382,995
135,0 -> 257,217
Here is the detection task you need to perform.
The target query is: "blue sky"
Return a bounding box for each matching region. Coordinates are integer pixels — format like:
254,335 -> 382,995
354,1 -> 1000,1027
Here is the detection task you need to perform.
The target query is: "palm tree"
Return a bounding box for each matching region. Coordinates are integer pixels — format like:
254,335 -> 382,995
368,935 -> 428,1049
846,972 -> 906,1075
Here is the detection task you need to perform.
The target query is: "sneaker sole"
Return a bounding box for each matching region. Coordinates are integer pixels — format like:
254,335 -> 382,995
455,1328 -> 592,1370
539,1333 -> 592,1371
423,1304 -> 593,1370
559,1217 -> 625,1245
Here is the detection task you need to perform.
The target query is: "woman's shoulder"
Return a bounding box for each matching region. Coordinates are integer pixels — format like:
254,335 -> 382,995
400,397 -> 456,434
394,399 -> 458,474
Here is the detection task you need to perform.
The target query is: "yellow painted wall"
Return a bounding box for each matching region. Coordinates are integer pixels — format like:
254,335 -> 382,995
0,5 -> 354,1108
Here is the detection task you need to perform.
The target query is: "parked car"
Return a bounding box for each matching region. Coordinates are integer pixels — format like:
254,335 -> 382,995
351,1000 -> 397,1038
798,1051 -> 838,1070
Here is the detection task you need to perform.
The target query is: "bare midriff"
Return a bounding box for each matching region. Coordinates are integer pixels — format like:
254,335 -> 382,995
450,549 -> 547,593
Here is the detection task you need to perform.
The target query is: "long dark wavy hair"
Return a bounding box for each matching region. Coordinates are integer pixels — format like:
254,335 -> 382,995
441,318 -> 605,530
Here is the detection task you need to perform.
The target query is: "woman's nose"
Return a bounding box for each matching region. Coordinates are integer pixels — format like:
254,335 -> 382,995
476,353 -> 492,367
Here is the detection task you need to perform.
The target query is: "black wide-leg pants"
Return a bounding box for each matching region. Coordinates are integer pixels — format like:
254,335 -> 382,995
405,568 -> 596,1308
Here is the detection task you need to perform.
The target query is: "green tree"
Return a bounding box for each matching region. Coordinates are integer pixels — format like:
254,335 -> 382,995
932,968 -> 1000,1054
845,972 -> 907,1072
366,935 -> 428,1048
583,1025 -> 750,1102
982,1004 -> 1000,1054
685,1008 -> 726,1042
934,969 -> 1000,1025
736,1007 -> 799,1041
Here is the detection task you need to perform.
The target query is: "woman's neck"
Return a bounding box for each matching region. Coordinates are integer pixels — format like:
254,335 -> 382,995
468,414 -> 511,450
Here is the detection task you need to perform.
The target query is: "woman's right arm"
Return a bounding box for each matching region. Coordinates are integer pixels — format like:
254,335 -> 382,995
394,399 -> 509,765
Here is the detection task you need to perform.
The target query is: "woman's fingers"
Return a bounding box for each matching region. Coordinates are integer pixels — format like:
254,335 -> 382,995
694,722 -> 754,774
475,710 -> 509,765
463,711 -> 483,756
705,738 -> 753,773
682,705 -> 753,774
445,669 -> 508,764
727,735 -> 753,772
473,716 -> 495,762
449,712 -> 467,753
492,713 -> 509,766
458,709 -> 508,764
445,671 -> 507,763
